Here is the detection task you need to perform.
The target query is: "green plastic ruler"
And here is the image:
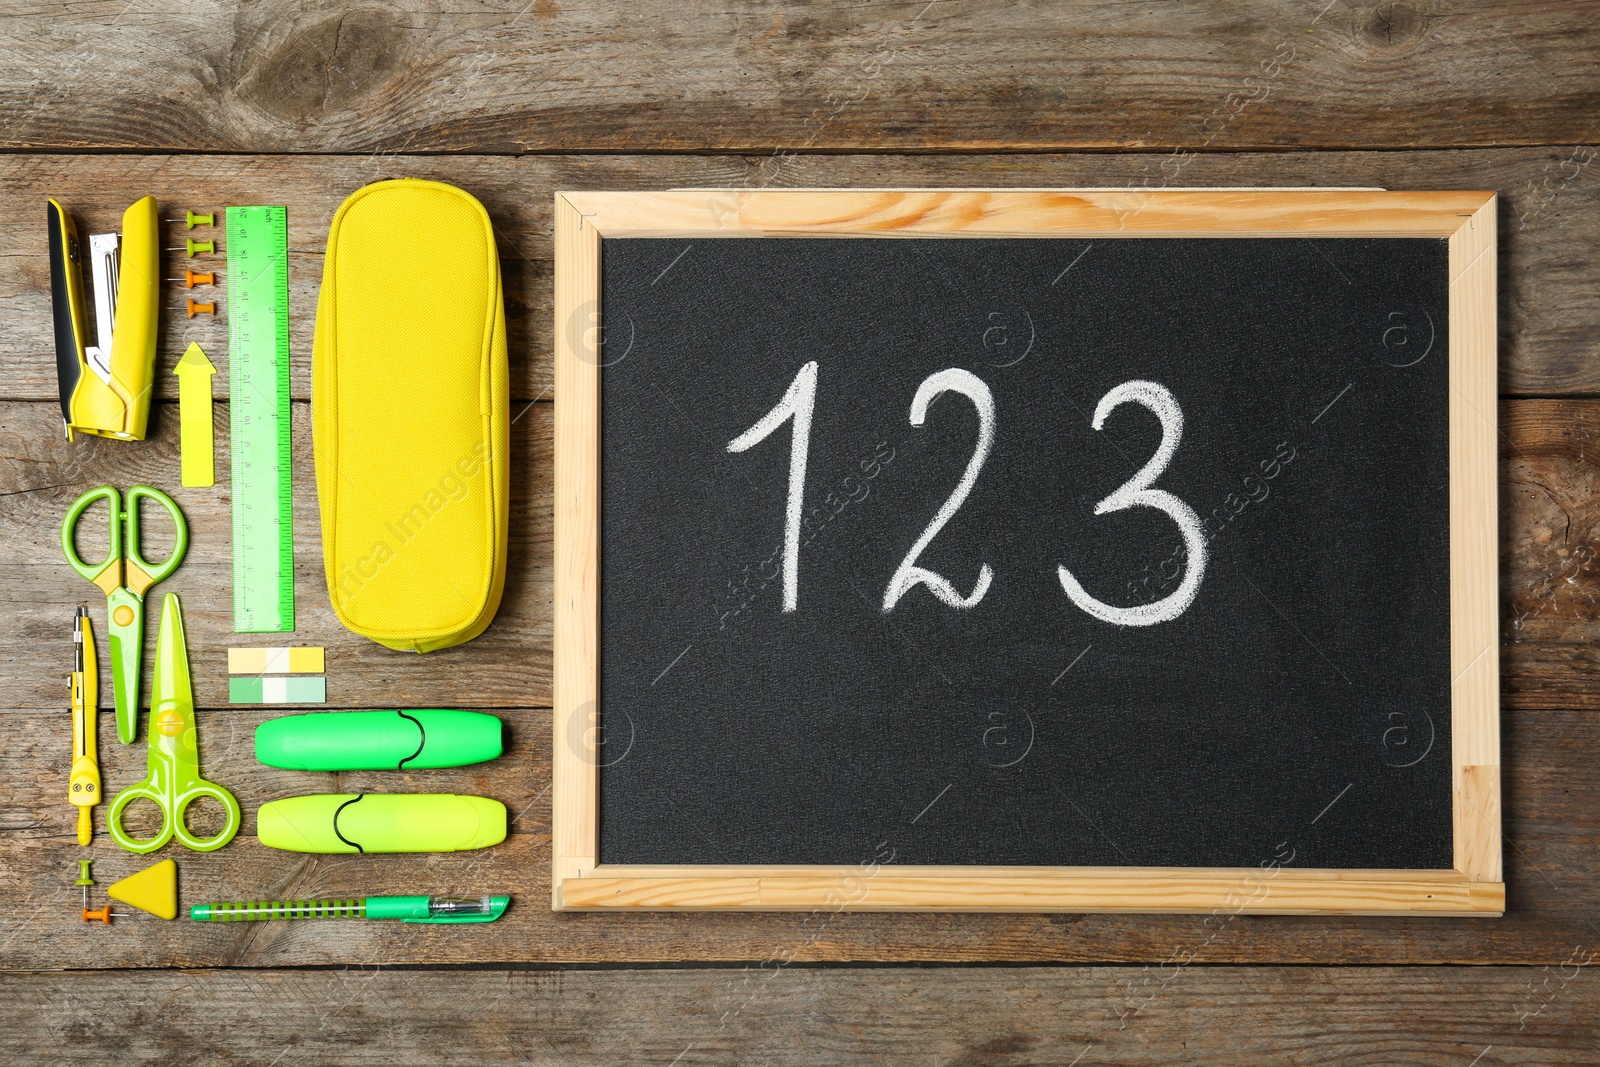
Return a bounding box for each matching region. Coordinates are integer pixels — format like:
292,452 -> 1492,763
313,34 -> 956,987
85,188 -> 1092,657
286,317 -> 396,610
226,205 -> 294,632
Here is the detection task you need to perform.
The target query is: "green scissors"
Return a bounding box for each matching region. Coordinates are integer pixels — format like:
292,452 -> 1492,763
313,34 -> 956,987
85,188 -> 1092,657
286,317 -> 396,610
108,593 -> 240,854
60,484 -> 188,743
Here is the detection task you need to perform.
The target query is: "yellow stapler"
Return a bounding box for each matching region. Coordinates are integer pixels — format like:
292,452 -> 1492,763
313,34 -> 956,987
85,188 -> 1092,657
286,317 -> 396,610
47,197 -> 160,441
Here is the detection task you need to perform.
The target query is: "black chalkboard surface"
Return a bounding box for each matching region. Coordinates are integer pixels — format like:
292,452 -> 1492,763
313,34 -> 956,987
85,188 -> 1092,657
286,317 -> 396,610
596,235 -> 1452,871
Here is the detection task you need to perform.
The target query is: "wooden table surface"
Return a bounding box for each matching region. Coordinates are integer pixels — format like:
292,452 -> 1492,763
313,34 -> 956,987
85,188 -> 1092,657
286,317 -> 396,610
4,1 -> 1600,1062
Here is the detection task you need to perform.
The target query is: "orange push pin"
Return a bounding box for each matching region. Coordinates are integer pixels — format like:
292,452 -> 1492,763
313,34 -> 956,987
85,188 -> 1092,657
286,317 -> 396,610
81,905 -> 129,924
186,299 -> 216,318
169,269 -> 217,288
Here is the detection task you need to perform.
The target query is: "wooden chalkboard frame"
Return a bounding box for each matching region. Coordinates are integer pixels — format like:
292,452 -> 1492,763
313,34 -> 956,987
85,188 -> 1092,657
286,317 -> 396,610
552,189 -> 1502,915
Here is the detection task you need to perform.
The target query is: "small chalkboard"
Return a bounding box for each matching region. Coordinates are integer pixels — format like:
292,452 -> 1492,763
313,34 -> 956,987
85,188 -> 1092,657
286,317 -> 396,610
552,190 -> 1502,915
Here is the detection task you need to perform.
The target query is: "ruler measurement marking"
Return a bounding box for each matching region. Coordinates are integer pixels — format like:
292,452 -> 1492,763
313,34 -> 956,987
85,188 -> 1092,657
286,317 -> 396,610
227,206 -> 294,633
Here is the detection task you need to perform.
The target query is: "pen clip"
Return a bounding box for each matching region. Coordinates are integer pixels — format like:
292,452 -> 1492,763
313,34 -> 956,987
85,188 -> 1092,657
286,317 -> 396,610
402,898 -> 509,924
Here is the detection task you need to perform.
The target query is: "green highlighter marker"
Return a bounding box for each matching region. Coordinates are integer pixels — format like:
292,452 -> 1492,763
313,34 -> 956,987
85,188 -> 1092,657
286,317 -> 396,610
256,710 -> 503,770
191,895 -> 510,923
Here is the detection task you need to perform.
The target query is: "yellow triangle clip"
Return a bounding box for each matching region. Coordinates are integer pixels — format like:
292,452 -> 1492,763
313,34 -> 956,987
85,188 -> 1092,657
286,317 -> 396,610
107,858 -> 177,920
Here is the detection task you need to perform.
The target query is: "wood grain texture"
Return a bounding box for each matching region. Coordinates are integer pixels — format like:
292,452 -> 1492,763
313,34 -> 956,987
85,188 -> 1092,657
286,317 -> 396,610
0,700 -> 1592,967
1502,401 -> 1600,709
4,397 -> 1599,713
4,965 -> 1600,1065
3,0 -> 1600,154
0,399 -> 552,712
5,148 -> 1600,398
558,869 -> 1500,916
1450,196 -> 1502,885
551,194 -> 600,895
563,187 -> 1494,236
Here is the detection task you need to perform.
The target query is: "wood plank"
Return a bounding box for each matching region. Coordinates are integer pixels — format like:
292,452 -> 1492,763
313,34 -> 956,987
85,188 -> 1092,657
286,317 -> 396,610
558,870 -> 1500,916
1450,196 -> 1503,885
550,194 -> 600,894
0,702 -> 1594,967
561,187 -> 1496,236
1502,401 -> 1600,710
3,965 -> 1599,1063
0,399 -> 551,712
4,397 -> 1599,712
5,148 -> 1600,399
4,1 -> 1600,153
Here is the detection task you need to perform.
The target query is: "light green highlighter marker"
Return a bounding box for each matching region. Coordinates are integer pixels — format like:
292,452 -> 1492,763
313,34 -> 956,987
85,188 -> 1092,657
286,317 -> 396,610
191,895 -> 509,924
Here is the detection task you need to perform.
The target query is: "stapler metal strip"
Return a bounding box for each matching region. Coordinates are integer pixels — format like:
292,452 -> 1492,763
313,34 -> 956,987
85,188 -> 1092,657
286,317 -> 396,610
47,197 -> 160,442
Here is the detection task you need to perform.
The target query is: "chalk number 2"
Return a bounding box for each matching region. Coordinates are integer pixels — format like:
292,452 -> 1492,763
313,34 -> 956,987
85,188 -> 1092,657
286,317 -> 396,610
728,365 -> 1206,626
883,369 -> 996,613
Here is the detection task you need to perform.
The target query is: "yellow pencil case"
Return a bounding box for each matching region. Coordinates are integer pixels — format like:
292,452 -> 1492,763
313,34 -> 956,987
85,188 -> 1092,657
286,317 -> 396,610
313,178 -> 509,652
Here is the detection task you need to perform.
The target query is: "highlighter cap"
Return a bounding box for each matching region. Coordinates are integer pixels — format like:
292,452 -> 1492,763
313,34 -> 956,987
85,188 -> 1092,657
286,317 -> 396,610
255,710 -> 503,771
256,794 -> 507,853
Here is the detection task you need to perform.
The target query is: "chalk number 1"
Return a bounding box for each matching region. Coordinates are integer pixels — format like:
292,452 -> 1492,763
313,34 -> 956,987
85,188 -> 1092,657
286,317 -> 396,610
728,365 -> 1207,626
726,360 -> 817,612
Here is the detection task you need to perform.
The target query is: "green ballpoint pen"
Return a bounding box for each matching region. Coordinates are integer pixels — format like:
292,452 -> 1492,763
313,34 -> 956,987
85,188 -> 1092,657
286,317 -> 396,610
190,895 -> 510,924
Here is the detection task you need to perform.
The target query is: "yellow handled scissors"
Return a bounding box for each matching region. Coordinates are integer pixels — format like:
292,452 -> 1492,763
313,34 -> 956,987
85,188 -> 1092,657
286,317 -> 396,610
108,593 -> 240,854
60,484 -> 188,744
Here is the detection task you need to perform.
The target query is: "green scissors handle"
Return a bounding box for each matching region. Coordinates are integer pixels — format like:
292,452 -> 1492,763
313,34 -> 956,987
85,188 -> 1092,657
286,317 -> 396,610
107,707 -> 241,854
61,485 -> 188,744
61,484 -> 188,593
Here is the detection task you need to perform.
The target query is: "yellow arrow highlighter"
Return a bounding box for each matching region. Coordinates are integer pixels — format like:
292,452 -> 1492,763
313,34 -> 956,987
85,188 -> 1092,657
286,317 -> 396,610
69,607 -> 100,845
175,342 -> 216,487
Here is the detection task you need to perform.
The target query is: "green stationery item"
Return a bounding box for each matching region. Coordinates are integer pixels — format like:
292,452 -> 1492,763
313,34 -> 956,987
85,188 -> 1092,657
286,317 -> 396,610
229,676 -> 326,704
255,710 -> 503,771
61,484 -> 188,743
190,894 -> 510,924
106,594 -> 241,853
227,205 -> 294,633
255,793 -> 506,853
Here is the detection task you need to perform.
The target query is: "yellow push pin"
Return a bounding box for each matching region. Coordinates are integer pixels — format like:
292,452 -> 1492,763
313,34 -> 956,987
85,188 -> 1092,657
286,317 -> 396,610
167,239 -> 216,257
74,858 -> 95,907
168,210 -> 215,229
107,858 -> 178,920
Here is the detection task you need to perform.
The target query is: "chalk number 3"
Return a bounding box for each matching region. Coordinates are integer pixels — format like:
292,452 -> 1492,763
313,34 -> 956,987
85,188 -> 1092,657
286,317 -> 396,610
1056,380 -> 1207,627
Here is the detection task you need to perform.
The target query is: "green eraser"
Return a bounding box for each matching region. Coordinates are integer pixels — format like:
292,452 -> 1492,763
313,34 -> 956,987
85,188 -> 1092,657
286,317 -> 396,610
230,676 -> 327,704
255,710 -> 503,771
256,794 -> 507,853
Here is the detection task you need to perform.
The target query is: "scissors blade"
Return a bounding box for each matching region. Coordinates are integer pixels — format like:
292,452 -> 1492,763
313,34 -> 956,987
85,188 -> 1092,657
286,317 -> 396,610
150,592 -> 192,717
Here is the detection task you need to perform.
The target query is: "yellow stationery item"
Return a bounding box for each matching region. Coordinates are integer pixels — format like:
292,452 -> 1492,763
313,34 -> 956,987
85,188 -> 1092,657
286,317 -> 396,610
175,342 -> 216,488
107,858 -> 177,920
228,646 -> 324,674
68,607 -> 99,845
48,196 -> 161,441
313,179 -> 509,652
